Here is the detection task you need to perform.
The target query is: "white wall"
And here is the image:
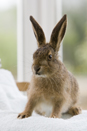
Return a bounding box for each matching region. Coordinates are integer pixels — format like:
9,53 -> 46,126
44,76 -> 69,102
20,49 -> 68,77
17,0 -> 62,82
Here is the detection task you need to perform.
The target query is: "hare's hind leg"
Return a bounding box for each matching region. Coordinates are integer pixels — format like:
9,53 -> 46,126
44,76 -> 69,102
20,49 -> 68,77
67,106 -> 82,116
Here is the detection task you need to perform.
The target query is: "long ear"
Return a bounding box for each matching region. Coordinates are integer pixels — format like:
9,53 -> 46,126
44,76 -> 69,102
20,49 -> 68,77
30,16 -> 46,47
50,15 -> 67,52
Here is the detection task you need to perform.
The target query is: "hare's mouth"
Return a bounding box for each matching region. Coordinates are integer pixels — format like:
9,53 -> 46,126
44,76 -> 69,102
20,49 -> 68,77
33,65 -> 41,75
33,65 -> 47,77
34,70 -> 47,77
36,72 -> 40,75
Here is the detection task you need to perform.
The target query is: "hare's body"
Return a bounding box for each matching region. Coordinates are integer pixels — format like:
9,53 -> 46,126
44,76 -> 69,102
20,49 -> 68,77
28,60 -> 79,117
18,15 -> 81,119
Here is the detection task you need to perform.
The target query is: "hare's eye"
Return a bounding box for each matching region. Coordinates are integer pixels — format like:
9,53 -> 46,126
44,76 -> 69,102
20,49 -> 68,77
48,54 -> 52,60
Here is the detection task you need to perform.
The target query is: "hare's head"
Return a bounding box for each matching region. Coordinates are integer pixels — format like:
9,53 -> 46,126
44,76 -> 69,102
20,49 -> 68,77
30,15 -> 67,77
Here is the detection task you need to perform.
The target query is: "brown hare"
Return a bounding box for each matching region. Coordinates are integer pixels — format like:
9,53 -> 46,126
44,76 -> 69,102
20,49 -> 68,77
17,15 -> 81,119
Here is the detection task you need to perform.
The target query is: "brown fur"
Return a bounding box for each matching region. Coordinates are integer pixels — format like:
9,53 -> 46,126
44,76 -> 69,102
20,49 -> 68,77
17,15 -> 81,119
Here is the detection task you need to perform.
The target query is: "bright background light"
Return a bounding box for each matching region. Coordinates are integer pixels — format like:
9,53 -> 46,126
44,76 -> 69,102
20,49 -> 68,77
0,0 -> 16,10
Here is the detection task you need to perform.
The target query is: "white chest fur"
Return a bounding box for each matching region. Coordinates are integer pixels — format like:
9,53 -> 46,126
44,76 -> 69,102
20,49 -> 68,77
35,98 -> 53,117
35,96 -> 71,117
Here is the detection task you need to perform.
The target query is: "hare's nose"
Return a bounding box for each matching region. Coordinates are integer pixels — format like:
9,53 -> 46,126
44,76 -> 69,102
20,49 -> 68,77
34,65 -> 40,74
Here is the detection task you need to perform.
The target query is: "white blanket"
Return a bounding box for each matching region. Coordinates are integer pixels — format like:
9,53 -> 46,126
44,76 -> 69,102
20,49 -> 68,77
0,69 -> 87,131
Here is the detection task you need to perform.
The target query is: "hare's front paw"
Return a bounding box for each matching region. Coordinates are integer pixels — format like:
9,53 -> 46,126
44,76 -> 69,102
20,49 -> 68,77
50,113 -> 61,118
17,112 -> 31,119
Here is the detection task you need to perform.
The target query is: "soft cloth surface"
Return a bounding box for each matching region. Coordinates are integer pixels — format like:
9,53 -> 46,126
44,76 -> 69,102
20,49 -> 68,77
0,69 -> 87,131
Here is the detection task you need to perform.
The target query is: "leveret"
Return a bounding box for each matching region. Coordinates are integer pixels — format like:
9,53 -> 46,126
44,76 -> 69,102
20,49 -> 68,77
17,15 -> 81,119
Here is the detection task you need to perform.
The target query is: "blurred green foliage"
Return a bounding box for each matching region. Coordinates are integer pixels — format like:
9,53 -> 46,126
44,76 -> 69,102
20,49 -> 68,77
0,6 -> 17,78
63,1 -> 87,75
